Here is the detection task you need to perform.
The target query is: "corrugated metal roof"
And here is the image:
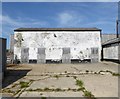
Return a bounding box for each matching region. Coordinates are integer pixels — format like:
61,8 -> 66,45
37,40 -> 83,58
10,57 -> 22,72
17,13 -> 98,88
14,27 -> 102,31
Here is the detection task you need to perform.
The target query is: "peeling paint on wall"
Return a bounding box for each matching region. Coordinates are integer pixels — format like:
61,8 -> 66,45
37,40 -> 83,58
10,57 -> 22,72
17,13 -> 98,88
14,31 -> 101,61
14,33 -> 24,47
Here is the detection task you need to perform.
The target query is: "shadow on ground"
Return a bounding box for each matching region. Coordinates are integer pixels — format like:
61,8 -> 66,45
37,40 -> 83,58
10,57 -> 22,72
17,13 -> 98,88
2,69 -> 31,88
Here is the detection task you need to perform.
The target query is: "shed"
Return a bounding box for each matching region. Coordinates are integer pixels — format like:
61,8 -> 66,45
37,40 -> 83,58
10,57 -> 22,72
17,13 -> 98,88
13,28 -> 102,63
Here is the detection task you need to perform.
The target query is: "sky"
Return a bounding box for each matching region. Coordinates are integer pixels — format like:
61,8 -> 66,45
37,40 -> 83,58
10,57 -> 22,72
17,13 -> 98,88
0,2 -> 118,48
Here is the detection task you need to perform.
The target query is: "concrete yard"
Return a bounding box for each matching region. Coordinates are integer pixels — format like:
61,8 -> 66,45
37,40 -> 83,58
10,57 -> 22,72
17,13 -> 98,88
1,61 -> 119,98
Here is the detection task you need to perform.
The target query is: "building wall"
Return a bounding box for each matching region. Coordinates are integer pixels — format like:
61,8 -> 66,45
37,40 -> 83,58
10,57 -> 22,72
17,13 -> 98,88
14,31 -> 101,62
0,38 -> 6,82
103,43 -> 119,60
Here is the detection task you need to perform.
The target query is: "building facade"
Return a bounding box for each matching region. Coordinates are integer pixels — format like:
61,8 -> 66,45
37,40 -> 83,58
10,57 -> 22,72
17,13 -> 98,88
102,38 -> 120,63
13,28 -> 102,63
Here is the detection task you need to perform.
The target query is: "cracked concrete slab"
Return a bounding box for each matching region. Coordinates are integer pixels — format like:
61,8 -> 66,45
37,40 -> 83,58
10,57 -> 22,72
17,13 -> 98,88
27,77 -> 79,90
20,91 -> 83,97
3,62 -> 119,98
77,74 -> 118,97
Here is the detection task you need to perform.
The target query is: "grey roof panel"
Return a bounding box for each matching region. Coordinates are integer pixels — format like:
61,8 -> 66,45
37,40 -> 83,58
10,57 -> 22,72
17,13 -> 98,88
14,27 -> 102,31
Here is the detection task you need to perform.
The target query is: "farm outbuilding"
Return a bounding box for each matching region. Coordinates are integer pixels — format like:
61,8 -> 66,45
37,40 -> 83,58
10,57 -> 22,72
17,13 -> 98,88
102,36 -> 120,63
12,28 -> 102,64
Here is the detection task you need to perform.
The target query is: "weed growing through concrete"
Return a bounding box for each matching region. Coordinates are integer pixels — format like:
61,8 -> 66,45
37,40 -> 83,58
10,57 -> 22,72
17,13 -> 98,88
53,75 -> 60,79
20,81 -> 29,88
83,90 -> 95,98
56,88 -> 62,91
112,73 -> 120,76
76,79 -> 84,87
73,76 -> 77,79
41,97 -> 46,99
76,79 -> 95,99
44,87 -> 50,91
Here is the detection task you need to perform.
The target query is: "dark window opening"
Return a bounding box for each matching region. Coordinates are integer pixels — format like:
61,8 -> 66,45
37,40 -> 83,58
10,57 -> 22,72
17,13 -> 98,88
71,59 -> 91,64
46,60 -> 62,64
29,60 -> 37,63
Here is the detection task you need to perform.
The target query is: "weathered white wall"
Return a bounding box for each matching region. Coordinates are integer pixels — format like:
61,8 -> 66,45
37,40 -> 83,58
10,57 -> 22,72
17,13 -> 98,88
103,44 -> 119,60
14,31 -> 101,61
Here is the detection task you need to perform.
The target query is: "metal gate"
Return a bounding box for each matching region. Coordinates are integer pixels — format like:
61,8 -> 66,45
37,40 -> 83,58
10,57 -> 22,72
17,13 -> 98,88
37,48 -> 46,64
91,47 -> 99,62
62,47 -> 71,63
21,48 -> 29,63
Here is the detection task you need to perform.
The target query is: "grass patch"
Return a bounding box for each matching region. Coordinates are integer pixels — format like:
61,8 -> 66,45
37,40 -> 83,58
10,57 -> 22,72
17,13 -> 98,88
77,87 -> 85,91
112,73 -> 120,76
76,79 -> 84,87
73,76 -> 77,79
41,97 -> 46,99
84,90 -> 95,98
53,75 -> 60,79
44,87 -> 50,91
66,75 -> 70,77
20,81 -> 29,88
56,88 -> 62,91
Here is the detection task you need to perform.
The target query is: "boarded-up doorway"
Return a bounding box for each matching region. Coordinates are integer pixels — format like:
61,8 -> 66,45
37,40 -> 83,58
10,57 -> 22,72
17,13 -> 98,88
91,47 -> 99,62
62,47 -> 71,63
21,48 -> 29,63
37,48 -> 46,64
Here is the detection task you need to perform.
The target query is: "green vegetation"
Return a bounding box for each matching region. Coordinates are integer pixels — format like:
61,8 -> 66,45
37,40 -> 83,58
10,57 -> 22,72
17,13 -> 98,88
20,81 -> 29,88
112,73 -> 120,76
76,79 -> 95,99
73,76 -> 77,79
41,97 -> 46,99
53,75 -> 60,79
44,87 -> 50,91
76,79 -> 84,87
56,88 -> 62,91
84,90 -> 95,98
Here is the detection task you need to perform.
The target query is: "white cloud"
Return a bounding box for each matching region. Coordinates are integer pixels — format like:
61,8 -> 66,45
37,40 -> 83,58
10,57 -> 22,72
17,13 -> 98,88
57,11 -> 84,27
1,15 -> 49,27
2,15 -> 22,26
1,14 -> 49,38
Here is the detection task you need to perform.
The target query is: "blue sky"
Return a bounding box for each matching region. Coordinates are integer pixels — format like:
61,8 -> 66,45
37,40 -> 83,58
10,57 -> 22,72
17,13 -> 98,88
1,2 -> 118,48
